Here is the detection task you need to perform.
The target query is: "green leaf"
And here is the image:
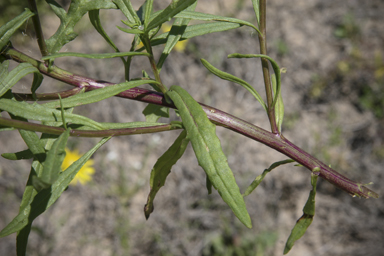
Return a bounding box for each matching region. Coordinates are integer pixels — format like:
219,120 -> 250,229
0,99 -> 104,130
143,0 -> 154,30
0,137 -> 110,238
0,63 -> 40,98
2,149 -> 34,160
71,121 -> 168,130
41,51 -> 150,61
243,159 -> 294,197
271,74 -> 284,133
45,0 -> 117,54
33,129 -> 70,191
88,10 -> 120,52
116,26 -> 144,35
142,104 -> 170,123
151,22 -> 242,47
166,85 -> 252,228
201,58 -> 267,112
175,10 -> 261,35
228,53 -> 282,109
0,9 -> 34,51
31,72 -> 44,100
147,0 -> 197,31
144,130 -> 189,219
112,0 -> 141,28
251,0 -> 260,26
283,172 -> 319,254
157,3 -> 197,70
42,80 -> 157,109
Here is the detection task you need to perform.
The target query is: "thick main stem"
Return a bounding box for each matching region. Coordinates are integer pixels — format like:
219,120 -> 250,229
2,47 -> 378,199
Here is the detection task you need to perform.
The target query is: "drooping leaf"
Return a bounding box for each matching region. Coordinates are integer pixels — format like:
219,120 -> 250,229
201,58 -> 267,112
142,104 -> 170,123
45,0 -> 117,54
243,159 -> 294,197
175,10 -> 261,35
151,22 -> 242,47
166,85 -> 252,228
146,0 -> 197,32
144,130 -> 189,219
228,53 -> 281,109
88,10 -> 120,52
0,63 -> 40,98
0,9 -> 34,51
0,137 -> 110,238
42,80 -> 157,109
284,171 -> 319,254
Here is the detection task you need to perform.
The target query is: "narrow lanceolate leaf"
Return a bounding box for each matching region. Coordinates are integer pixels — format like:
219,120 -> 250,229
113,0 -> 141,28
243,159 -> 294,197
201,58 -> 267,112
151,22 -> 242,47
33,129 -> 70,191
284,171 -> 319,254
144,130 -> 189,219
42,80 -> 157,109
89,10 -> 120,52
271,74 -> 284,133
1,149 -> 34,160
0,9 -> 34,50
175,10 -> 261,35
157,2 -> 197,70
41,51 -> 150,61
166,85 -> 252,228
147,0 -> 197,31
0,137 -> 110,238
0,99 -> 103,130
228,53 -> 281,109
0,63 -> 40,98
251,0 -> 260,25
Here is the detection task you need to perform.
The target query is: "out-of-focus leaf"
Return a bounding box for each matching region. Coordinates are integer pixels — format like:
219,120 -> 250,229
157,2 -> 197,70
166,85 -> 252,228
175,10 -> 261,35
31,72 -> 44,100
251,0 -> 260,25
0,63 -> 40,98
144,130 -> 189,219
147,0 -> 197,31
0,137 -> 110,238
284,171 -> 319,254
0,9 -> 34,51
45,0 -> 117,54
201,58 -> 267,112
42,80 -> 156,109
151,22 -> 242,46
142,104 -> 170,123
243,159 -> 294,197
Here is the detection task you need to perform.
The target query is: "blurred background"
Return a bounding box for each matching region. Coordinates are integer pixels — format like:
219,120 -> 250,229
1,0 -> 383,255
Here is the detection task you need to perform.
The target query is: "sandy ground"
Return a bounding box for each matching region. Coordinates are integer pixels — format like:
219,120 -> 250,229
1,0 -> 383,255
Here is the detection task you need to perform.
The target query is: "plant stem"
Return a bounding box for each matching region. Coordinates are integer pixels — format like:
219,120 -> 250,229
27,0 -> 49,58
2,47 -> 378,199
0,117 -> 180,137
258,0 -> 278,134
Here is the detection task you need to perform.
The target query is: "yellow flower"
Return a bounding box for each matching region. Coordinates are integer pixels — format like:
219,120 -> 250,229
137,23 -> 188,52
61,148 -> 95,186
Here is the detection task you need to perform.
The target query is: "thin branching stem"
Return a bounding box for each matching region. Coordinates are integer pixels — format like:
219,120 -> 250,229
1,47 -> 378,199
